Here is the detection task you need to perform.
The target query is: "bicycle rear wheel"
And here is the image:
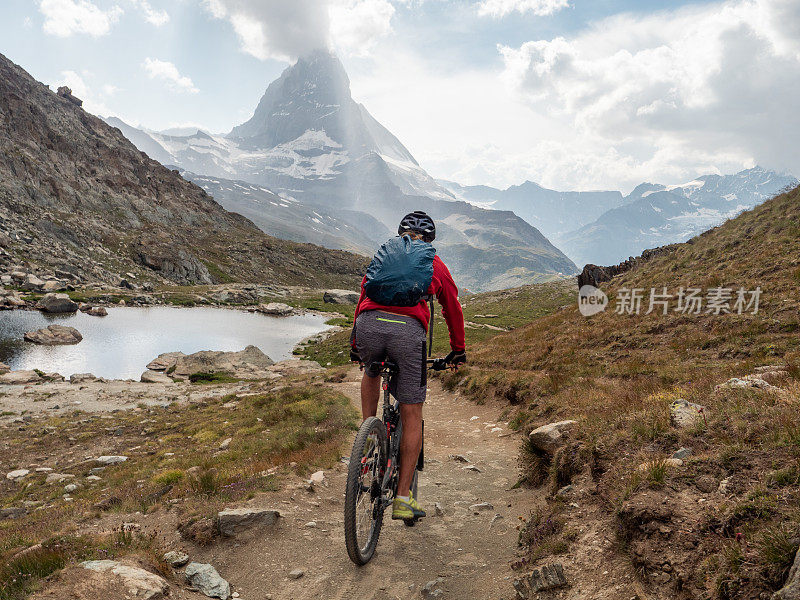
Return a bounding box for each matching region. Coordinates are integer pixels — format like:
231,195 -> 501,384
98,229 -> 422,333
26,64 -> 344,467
344,417 -> 387,565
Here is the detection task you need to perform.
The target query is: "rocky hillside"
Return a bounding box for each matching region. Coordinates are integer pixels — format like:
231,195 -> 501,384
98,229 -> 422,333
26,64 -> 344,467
443,184 -> 800,599
0,53 -> 365,288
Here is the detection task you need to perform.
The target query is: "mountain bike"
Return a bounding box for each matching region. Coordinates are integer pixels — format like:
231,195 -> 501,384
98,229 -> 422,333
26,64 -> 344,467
344,357 -> 451,565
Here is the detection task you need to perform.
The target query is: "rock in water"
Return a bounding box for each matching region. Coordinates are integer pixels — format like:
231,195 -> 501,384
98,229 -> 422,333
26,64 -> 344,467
773,548 -> 800,599
258,302 -> 293,316
217,508 -> 280,536
36,293 -> 78,313
81,560 -> 169,599
322,289 -> 360,304
185,562 -> 230,599
87,306 -> 108,316
24,324 -> 82,345
528,420 -> 577,453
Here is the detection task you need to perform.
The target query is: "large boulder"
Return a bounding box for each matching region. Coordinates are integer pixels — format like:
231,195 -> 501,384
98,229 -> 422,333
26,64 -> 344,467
258,302 -> 293,316
81,560 -> 169,599
528,420 -> 577,454
218,508 -> 280,536
141,370 -> 173,384
36,293 -> 78,313
0,370 -> 42,384
24,324 -> 82,345
773,548 -> 800,599
21,274 -> 46,291
184,563 -> 230,600
147,351 -> 185,371
171,345 -> 274,379
323,289 -> 360,304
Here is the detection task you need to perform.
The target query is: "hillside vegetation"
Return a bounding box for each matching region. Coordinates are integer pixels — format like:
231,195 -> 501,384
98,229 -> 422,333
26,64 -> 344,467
442,185 -> 800,599
0,53 -> 364,289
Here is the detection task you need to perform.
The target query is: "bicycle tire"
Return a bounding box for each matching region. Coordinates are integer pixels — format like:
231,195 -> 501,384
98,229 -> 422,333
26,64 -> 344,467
344,417 -> 387,565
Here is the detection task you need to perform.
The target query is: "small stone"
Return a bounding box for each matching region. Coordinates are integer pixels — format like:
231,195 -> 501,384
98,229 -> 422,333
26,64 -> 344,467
70,373 -> 97,384
434,502 -> 445,517
669,399 -> 707,428
96,455 -> 128,465
449,454 -> 471,463
462,464 -> 481,473
258,302 -> 293,316
555,484 -> 574,499
529,563 -> 567,592
671,447 -> 692,460
422,577 -> 444,599
528,420 -> 577,454
218,508 -> 281,536
288,568 -> 305,579
695,475 -> 718,494
82,560 -> 169,599
64,483 -> 79,493
163,550 -> 190,567
185,562 -> 230,599
219,437 -> 232,450
309,470 -> 326,486
46,472 -> 75,484
469,502 -> 494,513
0,507 -> 27,520
304,521 -> 317,528
87,475 -> 102,481
6,468 -> 30,481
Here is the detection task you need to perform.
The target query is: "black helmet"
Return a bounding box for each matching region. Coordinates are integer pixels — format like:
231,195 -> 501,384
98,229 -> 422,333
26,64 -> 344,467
398,210 -> 435,242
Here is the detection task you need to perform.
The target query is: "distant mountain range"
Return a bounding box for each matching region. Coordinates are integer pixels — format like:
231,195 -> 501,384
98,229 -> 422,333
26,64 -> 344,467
441,167 -> 797,267
105,51 -> 577,291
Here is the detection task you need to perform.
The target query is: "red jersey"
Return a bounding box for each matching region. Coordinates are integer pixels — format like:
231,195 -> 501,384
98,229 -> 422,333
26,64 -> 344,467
353,255 -> 465,352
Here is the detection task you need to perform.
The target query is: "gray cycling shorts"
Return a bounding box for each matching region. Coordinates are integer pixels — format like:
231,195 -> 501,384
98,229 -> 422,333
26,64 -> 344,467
355,310 -> 427,404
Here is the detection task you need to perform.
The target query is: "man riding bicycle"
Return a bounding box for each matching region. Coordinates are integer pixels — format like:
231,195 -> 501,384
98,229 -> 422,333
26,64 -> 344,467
351,210 -> 466,521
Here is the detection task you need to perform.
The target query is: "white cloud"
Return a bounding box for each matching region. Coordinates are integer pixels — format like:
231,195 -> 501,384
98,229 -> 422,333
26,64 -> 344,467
130,0 -> 169,26
39,0 -> 123,37
330,0 -> 396,56
201,0 -> 396,61
142,58 -> 199,93
489,0 -> 800,189
477,0 -> 570,18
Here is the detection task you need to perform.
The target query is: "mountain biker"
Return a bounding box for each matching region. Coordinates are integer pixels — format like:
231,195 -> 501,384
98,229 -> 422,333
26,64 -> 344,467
350,210 -> 466,521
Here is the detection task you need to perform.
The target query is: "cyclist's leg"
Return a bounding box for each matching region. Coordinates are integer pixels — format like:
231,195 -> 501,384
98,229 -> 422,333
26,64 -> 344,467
354,311 -> 388,420
398,402 -> 422,497
360,372 -> 380,419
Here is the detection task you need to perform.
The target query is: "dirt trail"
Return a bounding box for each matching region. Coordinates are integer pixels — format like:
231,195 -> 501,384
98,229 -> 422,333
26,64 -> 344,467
184,369 -> 531,599
38,367 -> 640,599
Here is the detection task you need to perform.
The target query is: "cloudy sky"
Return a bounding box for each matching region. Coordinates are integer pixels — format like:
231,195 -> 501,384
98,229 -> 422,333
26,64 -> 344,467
1,0 -> 798,192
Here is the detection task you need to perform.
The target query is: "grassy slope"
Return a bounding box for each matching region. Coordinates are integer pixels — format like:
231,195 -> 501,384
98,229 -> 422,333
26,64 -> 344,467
0,381 -> 357,599
442,185 -> 800,598
298,279 -> 575,367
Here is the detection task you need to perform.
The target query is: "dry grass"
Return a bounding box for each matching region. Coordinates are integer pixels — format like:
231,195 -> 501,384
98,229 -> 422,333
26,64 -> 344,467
0,382 -> 358,594
444,185 -> 800,597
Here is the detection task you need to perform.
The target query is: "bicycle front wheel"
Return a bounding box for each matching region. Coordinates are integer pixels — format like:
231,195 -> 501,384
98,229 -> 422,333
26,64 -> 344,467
344,417 -> 387,565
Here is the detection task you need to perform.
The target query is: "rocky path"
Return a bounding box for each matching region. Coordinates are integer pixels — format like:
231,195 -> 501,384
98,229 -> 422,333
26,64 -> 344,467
188,369 -> 533,599
30,366 -> 642,600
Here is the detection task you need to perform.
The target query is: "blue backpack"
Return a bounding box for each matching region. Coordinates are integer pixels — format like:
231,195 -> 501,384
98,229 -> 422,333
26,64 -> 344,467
364,236 -> 435,306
